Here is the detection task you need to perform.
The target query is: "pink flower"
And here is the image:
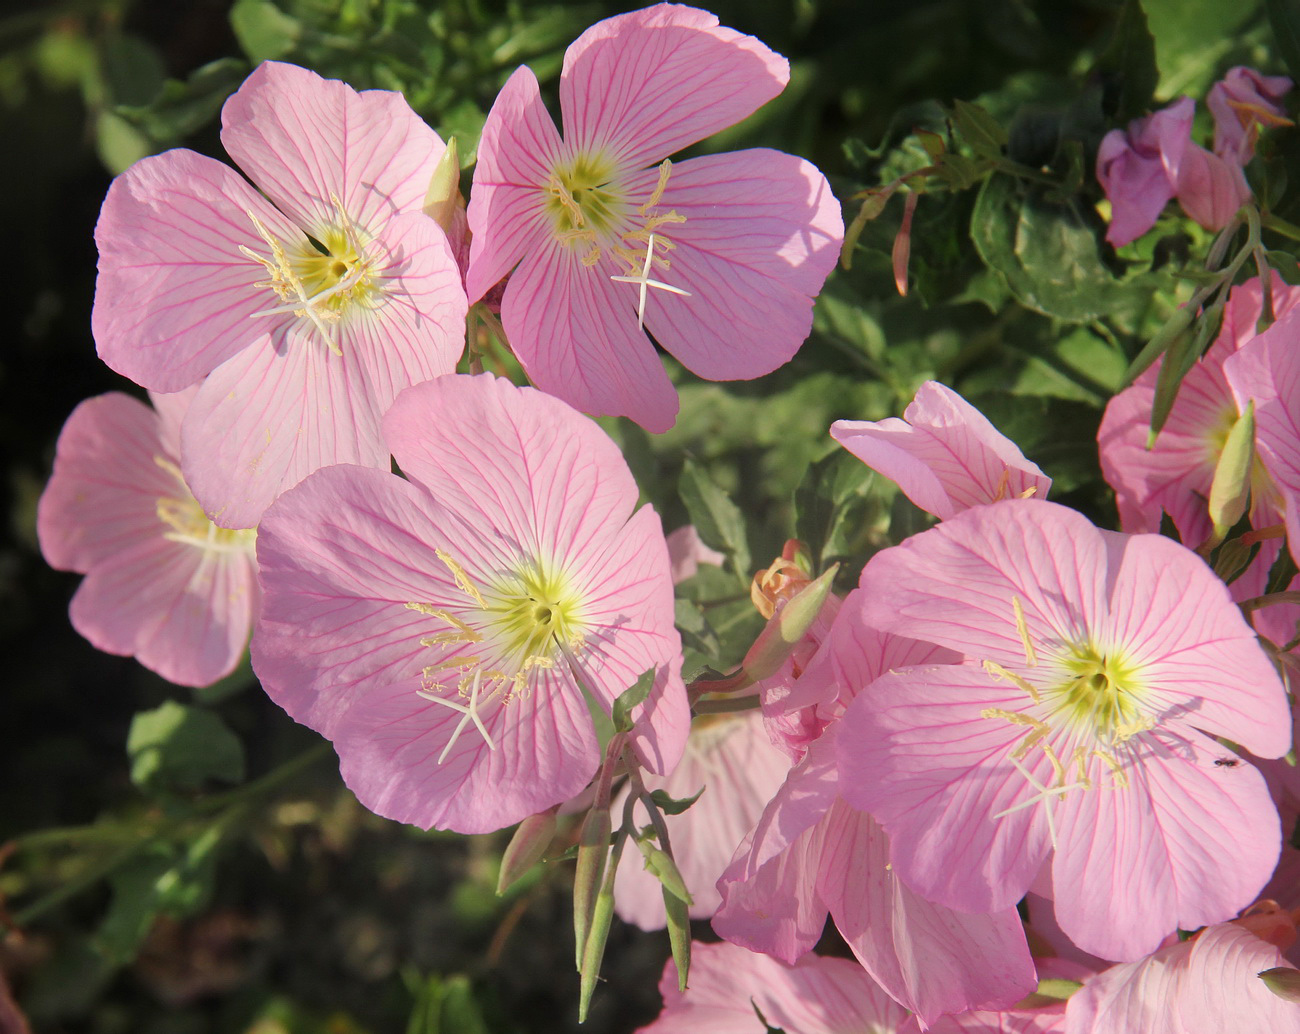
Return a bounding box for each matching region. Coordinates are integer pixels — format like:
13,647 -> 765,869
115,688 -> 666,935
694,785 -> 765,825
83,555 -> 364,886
37,389 -> 258,687
93,61 -> 467,528
250,373 -> 688,834
831,381 -> 1051,520
714,592 -> 1037,1026
1208,67 -> 1292,166
837,499 -> 1290,961
612,710 -> 790,928
1064,909 -> 1300,1033
1224,304 -> 1300,569
665,524 -> 725,584
636,941 -> 920,1034
1098,274 -> 1300,542
1097,97 -> 1247,246
465,3 -> 843,432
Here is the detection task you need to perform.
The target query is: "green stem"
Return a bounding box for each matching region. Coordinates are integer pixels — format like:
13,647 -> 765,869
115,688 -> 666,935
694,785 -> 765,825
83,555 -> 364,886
691,694 -> 762,716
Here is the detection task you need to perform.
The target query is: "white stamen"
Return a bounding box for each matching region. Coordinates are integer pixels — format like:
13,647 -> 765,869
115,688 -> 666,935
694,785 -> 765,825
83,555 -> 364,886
609,233 -> 691,329
992,756 -> 1088,852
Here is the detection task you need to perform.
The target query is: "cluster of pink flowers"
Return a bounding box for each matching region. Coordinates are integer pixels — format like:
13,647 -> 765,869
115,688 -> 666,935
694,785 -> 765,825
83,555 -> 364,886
36,1 -> 1300,1028
1097,67 -> 1291,246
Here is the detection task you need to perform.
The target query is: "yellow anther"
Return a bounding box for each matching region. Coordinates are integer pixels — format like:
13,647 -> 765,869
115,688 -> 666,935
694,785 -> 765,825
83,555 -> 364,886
1091,749 -> 1129,788
983,660 -> 1041,702
1012,597 -> 1037,668
435,549 -> 486,608
1019,486 -> 1039,499
640,158 -> 673,215
548,175 -> 586,228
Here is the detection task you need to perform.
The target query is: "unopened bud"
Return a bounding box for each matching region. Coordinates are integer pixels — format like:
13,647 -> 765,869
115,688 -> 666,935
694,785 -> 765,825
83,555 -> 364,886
498,805 -> 559,895
1260,966 -> 1300,1003
1207,401 -> 1255,545
741,564 -> 837,683
636,839 -> 693,906
573,807 -> 611,970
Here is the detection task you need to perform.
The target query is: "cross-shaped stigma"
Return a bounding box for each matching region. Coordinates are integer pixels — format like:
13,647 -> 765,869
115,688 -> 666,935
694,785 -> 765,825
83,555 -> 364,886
609,233 -> 691,329
421,668 -> 497,764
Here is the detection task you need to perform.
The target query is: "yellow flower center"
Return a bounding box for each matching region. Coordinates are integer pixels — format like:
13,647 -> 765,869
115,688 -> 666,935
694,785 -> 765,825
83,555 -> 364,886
154,457 -> 256,553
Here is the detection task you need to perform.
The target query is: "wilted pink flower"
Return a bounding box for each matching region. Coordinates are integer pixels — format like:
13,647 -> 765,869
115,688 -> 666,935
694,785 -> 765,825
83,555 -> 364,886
1098,274 -> 1300,542
831,381 -> 1051,520
838,499 -> 1290,962
93,61 -> 467,528
1097,97 -> 1247,246
37,389 -> 258,687
251,374 -> 688,834
1208,67 -> 1292,165
1064,908 -> 1300,1033
636,941 -> 920,1034
612,710 -> 789,928
715,592 -> 1037,1026
465,3 -> 843,432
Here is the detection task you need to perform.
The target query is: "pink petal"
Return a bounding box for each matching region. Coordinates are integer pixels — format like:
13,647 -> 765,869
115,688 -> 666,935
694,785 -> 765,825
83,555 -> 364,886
560,6 -> 789,171
832,381 -> 1051,521
837,666 -> 1054,914
465,65 -> 565,303
1063,941 -> 1186,1034
180,332 -> 386,529
499,242 -> 680,431
37,394 -> 179,572
1178,923 -> 1300,1033
665,524 -> 724,584
1052,727 -> 1281,962
631,150 -> 842,381
1171,143 -> 1250,231
333,670 -> 599,834
220,61 -> 445,236
69,533 -> 256,688
92,149 -> 299,391
1096,128 -> 1174,248
815,797 -> 1037,1025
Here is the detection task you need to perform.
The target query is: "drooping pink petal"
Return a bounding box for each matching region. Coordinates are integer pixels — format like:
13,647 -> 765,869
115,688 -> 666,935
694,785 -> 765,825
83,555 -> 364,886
614,711 -> 790,928
1168,141 -> 1250,231
500,242 -> 680,431
333,669 -> 599,835
665,525 -> 724,584
629,149 -> 842,381
1209,66 -> 1293,165
220,61 -> 446,238
92,149 -> 300,392
560,4 -> 789,171
832,381 -> 1051,521
465,65 -> 565,303
1095,99 -> 1195,248
1052,726 -> 1281,961
814,796 -> 1037,1025
638,941 -> 919,1034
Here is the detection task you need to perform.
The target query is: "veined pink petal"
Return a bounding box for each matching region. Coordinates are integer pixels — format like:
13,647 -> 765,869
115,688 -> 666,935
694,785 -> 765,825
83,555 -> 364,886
1177,922 -> 1300,1033
180,331 -> 385,529
614,711 -> 790,928
637,941 -> 919,1034
837,666 -> 1054,914
1170,142 -> 1250,231
832,381 -> 1051,521
500,243 -> 680,431
333,670 -> 599,835
382,373 -> 640,560
341,211 -> 467,404
632,149 -> 841,381
857,500 -> 1110,667
465,65 -> 565,303
1209,67 -> 1293,165
1052,727 -> 1281,962
1063,940 -> 1186,1034
92,149 -> 300,391
251,465 -> 483,735
814,797 -> 1037,1025
220,61 -> 445,237
1099,529 -> 1291,756
560,4 -> 789,170
37,394 -> 179,572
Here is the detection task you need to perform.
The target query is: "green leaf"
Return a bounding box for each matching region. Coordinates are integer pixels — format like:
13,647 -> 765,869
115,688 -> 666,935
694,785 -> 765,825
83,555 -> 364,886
611,667 -> 656,733
675,597 -> 720,663
793,450 -> 876,570
679,457 -> 751,582
95,112 -> 152,176
648,787 -> 704,816
1094,0 -> 1159,121
407,973 -> 490,1034
230,0 -> 301,63
1267,250 -> 1300,284
972,173 -> 1133,324
101,32 -> 165,107
127,701 -> 245,792
1269,0 -> 1300,83
950,99 -> 1007,161
1145,0 -> 1262,97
